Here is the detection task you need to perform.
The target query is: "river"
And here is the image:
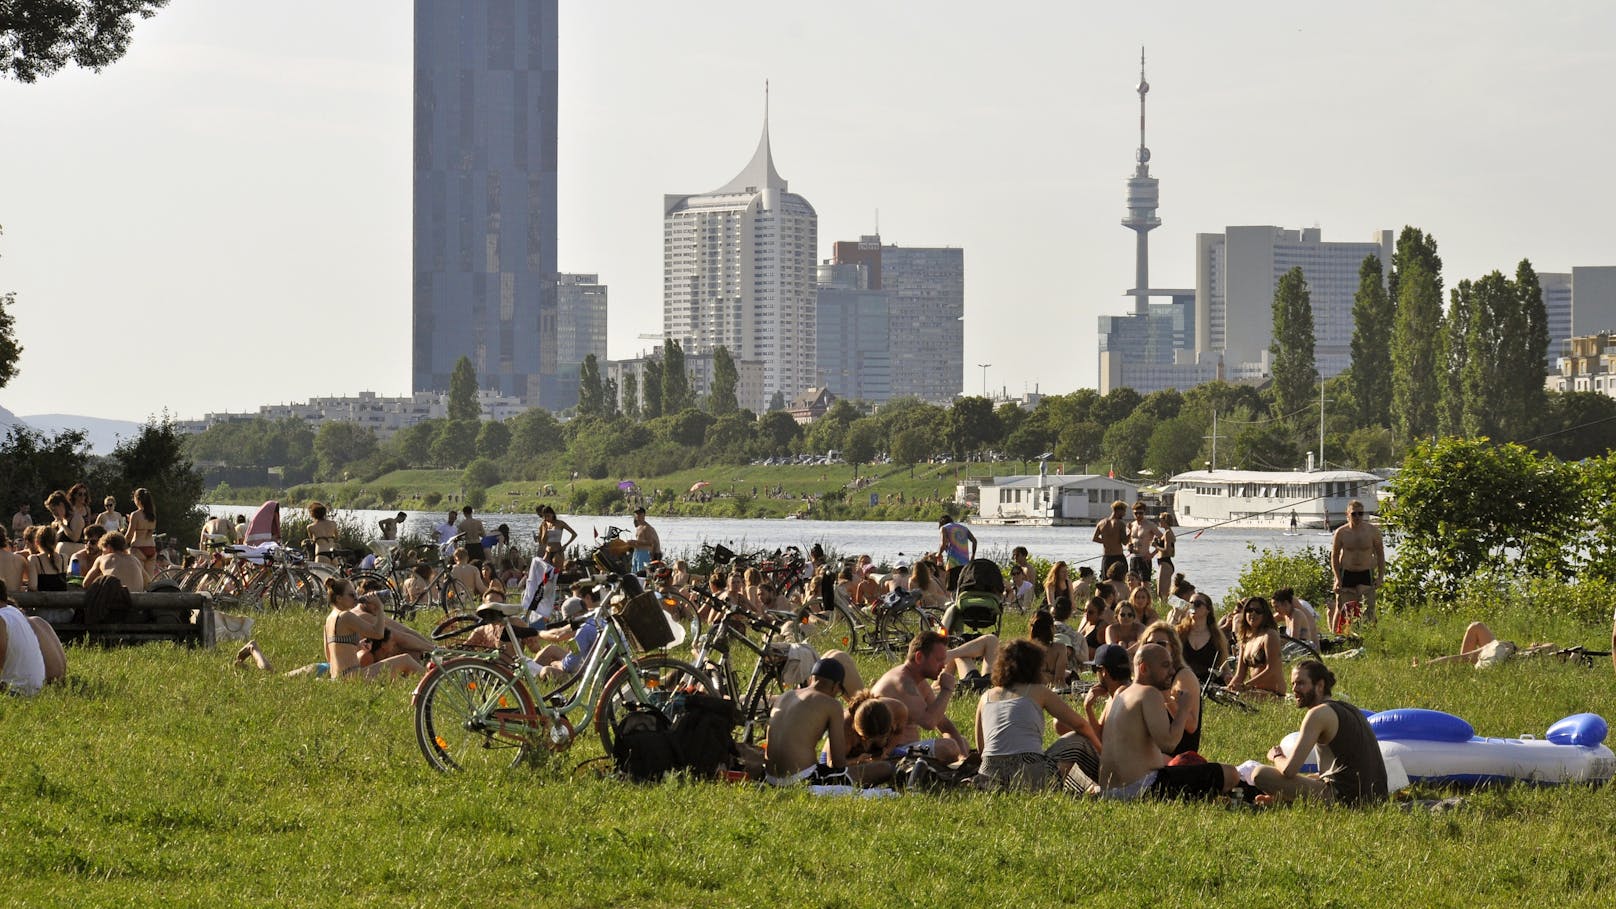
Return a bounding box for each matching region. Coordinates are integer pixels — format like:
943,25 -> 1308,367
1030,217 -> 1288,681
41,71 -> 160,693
210,505 -> 1351,597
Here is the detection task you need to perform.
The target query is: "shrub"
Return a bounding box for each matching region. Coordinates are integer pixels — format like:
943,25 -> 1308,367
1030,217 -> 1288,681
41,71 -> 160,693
422,491 -> 443,508
1227,544 -> 1333,612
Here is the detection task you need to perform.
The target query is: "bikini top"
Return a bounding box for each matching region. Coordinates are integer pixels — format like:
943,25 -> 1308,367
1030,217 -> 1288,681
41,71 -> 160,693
326,632 -> 361,646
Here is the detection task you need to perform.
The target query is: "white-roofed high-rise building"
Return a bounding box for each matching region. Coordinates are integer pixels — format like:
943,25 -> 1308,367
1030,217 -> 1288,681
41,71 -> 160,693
663,108 -> 817,413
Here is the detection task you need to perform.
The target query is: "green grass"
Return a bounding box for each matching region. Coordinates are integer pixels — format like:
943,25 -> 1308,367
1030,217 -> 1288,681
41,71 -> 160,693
4,604 -> 1614,907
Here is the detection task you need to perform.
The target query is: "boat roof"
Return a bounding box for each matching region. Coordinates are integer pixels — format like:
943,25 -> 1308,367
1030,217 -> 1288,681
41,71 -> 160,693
983,475 -> 1134,489
1169,469 -> 1382,484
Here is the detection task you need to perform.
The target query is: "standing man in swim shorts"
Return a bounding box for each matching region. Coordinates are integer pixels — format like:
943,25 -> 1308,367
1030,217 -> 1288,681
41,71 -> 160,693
1093,501 -> 1128,583
1330,499 -> 1384,628
1125,502 -> 1159,588
631,507 -> 660,573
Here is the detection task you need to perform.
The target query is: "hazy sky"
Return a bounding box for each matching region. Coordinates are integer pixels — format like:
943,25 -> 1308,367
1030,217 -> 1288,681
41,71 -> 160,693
2,1 -> 1613,424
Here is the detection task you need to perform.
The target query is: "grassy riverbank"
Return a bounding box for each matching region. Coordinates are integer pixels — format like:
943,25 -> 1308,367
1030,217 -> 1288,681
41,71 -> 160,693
5,606 -> 1614,907
206,461 -> 1011,521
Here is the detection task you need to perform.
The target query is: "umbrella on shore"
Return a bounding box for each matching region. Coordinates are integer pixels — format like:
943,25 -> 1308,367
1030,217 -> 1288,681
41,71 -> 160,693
618,480 -> 637,491
689,481 -> 711,493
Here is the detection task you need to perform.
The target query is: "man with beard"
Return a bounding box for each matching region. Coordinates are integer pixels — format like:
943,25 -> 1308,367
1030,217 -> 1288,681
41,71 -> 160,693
1252,660 -> 1388,805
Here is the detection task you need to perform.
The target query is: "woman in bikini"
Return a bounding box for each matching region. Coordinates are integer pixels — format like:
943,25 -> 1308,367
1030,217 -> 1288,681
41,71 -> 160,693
126,488 -> 159,578
1078,595 -> 1110,656
1229,596 -> 1284,697
28,526 -> 70,592
324,578 -> 423,680
306,501 -> 340,565
1104,600 -> 1144,653
536,506 -> 576,570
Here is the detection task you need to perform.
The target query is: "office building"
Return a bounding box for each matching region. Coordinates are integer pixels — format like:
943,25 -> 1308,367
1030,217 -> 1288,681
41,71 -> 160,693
555,273 -> 608,409
830,236 -> 963,403
663,114 -> 817,412
815,262 -> 892,403
413,0 -> 559,406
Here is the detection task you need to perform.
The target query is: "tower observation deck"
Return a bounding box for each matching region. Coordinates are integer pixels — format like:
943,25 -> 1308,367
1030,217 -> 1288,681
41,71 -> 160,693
1123,47 -> 1161,315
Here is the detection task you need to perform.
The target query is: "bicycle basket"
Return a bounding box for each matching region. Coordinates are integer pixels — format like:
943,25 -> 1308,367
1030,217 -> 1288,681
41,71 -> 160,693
615,591 -> 677,652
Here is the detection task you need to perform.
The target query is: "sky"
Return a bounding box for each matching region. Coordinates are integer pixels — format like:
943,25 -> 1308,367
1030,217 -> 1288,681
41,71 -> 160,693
2,1 -> 1614,424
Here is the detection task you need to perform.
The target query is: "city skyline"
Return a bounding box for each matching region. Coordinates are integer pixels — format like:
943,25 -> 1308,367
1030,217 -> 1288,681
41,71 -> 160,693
2,1 -> 1614,424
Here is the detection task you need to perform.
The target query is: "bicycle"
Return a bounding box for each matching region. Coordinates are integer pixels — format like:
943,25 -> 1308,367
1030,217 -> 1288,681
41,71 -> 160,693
412,544 -> 711,771
681,585 -> 795,746
1200,656 -> 1259,715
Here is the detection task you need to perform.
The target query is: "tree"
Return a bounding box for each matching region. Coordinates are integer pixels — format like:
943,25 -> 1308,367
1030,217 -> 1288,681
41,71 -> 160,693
946,396 -> 1001,459
1504,259 -> 1549,441
506,408 -> 563,461
1535,391 -> 1616,462
1443,277 -> 1479,437
641,359 -> 663,419
391,421 -> 439,467
661,340 -> 690,414
1269,267 -> 1318,422
0,1 -> 167,83
475,420 -> 511,460
1390,259 -> 1444,442
843,417 -> 881,466
709,346 -> 739,416
430,420 -> 479,469
0,425 -> 90,519
702,413 -> 754,464
447,356 -> 481,422
462,457 -> 501,491
313,422 -> 379,481
665,408 -> 715,448
1142,416 -> 1204,479
767,390 -> 786,412
1347,254 -> 1394,428
891,426 -> 931,470
577,354 -> 604,418
755,410 -> 801,457
105,417 -> 205,549
620,372 -> 640,421
0,226 -> 19,388
1387,226 -> 1443,313
1094,387 -> 1142,427
602,376 -> 620,419
1100,410 -> 1153,477
1054,421 -> 1103,468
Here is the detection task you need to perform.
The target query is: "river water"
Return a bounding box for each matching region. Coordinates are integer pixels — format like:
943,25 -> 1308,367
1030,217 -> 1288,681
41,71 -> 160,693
210,505 -> 1346,598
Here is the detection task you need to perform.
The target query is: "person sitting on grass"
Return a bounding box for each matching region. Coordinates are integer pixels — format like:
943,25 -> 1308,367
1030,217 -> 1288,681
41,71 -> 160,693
1229,597 -> 1285,697
523,581 -> 605,682
764,658 -> 850,786
973,638 -> 1103,793
1104,599 -> 1144,653
1271,588 -> 1320,652
1096,643 -> 1240,802
1413,621 -> 1557,669
1252,660 -> 1388,805
448,546 -> 488,604
82,531 -> 147,590
1175,593 -> 1229,684
840,690 -> 902,786
1029,610 -> 1068,685
0,580 -> 69,694
402,563 -> 434,611
0,529 -> 25,594
1051,595 -> 1087,670
1078,595 -> 1111,656
322,578 -> 421,679
1139,621 -> 1202,759
871,631 -> 969,764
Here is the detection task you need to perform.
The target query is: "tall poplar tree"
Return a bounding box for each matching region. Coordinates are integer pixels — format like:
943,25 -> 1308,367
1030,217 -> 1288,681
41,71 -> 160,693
1391,260 -> 1444,441
447,356 -> 481,421
620,372 -> 640,421
1508,259 -> 1549,440
709,345 -> 739,415
577,354 -> 603,417
1444,278 -> 1480,437
1347,254 -> 1394,428
1268,267 -> 1318,421
661,339 -> 690,413
641,358 -> 664,419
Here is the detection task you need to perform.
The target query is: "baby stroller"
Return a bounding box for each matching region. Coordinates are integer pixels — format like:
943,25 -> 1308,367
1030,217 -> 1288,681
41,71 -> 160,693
942,558 -> 1005,642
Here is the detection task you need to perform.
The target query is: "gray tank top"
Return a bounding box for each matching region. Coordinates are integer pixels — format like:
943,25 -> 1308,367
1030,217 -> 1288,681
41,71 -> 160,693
979,689 -> 1047,757
1319,699 -> 1389,804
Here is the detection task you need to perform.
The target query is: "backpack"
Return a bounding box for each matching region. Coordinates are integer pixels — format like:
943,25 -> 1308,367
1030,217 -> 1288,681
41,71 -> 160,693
670,692 -> 739,779
83,575 -> 134,624
895,752 -> 982,793
611,706 -> 680,782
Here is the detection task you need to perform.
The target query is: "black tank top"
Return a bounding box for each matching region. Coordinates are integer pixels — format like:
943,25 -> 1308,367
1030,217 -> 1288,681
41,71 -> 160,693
1319,700 -> 1389,804
1170,685 -> 1202,756
1183,635 -> 1219,681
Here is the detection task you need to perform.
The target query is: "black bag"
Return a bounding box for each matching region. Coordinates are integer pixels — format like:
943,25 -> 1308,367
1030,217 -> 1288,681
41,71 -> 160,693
670,693 -> 739,779
611,706 -> 680,782
955,559 -> 1004,595
895,753 -> 981,793
83,575 -> 134,624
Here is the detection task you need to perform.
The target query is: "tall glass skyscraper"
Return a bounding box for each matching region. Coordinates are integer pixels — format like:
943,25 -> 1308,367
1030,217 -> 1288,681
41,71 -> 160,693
413,0 -> 559,405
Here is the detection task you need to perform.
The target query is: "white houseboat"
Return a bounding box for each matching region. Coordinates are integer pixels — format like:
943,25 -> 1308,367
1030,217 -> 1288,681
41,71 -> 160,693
1166,468 -> 1381,530
968,471 -> 1139,526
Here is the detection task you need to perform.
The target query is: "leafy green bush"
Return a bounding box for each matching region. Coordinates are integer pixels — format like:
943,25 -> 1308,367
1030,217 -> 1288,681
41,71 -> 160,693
421,491 -> 442,508
1227,544 -> 1333,611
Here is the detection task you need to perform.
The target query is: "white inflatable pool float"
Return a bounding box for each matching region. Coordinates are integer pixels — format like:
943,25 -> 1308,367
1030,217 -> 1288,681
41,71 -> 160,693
1281,709 -> 1614,789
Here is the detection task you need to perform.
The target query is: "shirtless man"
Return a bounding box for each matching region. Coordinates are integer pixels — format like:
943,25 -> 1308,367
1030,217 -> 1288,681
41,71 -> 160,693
1125,502 -> 1160,587
83,532 -> 148,590
378,512 -> 407,542
1096,643 -> 1239,801
447,547 -> 488,601
1252,661 -> 1388,805
631,508 -> 660,572
457,505 -> 486,562
871,631 -> 968,764
764,658 -> 849,785
200,512 -> 235,547
1330,499 -> 1385,627
10,504 -> 31,540
1093,501 -> 1129,583
1271,588 -> 1320,651
0,529 -> 26,594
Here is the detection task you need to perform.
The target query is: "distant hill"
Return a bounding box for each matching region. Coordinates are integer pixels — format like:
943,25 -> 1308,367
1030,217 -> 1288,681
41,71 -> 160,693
0,404 -> 27,436
18,413 -> 145,455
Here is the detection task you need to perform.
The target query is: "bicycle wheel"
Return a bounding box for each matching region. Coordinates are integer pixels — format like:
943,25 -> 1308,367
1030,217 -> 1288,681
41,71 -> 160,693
871,605 -> 925,658
415,657 -> 538,772
1205,685 -> 1259,715
797,605 -> 858,654
193,567 -> 246,600
350,570 -> 403,618
593,656 -> 713,756
434,577 -> 474,618
1279,634 -> 1321,663
740,670 -> 788,746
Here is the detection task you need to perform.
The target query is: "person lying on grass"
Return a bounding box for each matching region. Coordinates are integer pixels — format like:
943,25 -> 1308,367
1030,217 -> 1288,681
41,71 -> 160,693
0,580 -> 68,694
1252,660 -> 1388,806
1412,622 -> 1557,669
765,658 -> 850,786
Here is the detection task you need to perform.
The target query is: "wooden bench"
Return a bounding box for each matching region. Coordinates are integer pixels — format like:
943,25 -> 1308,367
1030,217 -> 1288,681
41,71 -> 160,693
14,591 -> 215,647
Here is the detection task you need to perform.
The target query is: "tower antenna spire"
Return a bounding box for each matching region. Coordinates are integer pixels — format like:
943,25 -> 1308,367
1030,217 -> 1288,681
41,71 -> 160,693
1122,46 -> 1161,315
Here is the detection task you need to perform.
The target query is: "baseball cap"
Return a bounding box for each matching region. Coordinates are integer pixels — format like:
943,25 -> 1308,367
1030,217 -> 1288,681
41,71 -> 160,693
1087,643 -> 1132,680
893,561 -> 910,571
810,657 -> 846,687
